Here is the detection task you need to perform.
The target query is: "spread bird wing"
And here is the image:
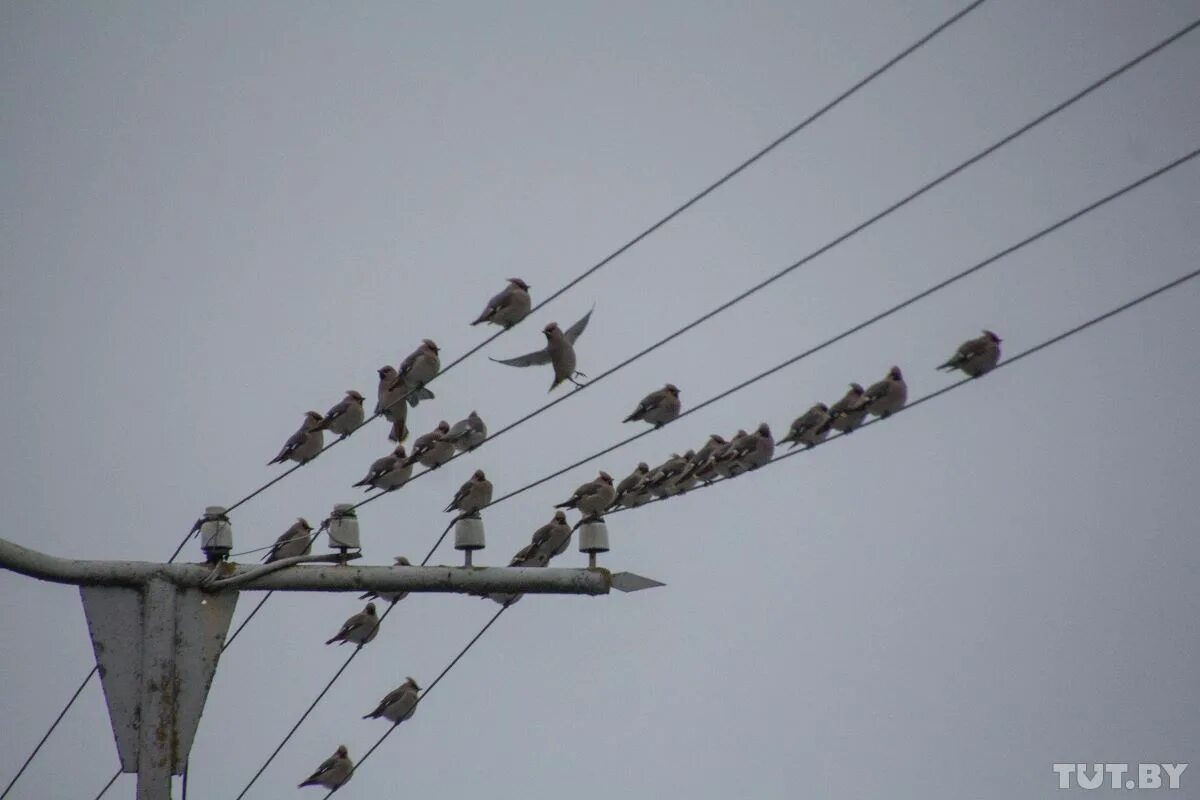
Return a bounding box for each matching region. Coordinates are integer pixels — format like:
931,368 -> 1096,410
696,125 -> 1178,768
490,347 -> 552,367
563,307 -> 593,344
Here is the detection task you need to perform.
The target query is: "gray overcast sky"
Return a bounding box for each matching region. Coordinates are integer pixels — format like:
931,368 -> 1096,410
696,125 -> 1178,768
2,1 -> 1198,798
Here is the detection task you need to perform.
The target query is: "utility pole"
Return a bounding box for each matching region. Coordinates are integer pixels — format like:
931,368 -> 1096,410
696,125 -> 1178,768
0,513 -> 659,800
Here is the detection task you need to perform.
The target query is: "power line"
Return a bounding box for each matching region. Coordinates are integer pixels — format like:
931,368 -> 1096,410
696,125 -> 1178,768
174,0 -> 1000,567
333,14 -> 1200,526
319,603 -> 512,799
31,7 -> 1190,794
229,518 -> 457,800
322,266 -> 1200,796
0,666 -> 99,800
153,0 -> 989,570
224,140 -> 1199,798
92,769 -> 120,800
440,145 -> 1200,518
613,265 -> 1200,512
214,48 -> 1200,790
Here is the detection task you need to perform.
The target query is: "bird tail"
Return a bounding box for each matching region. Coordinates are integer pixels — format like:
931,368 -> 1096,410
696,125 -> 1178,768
406,387 -> 434,408
324,636 -> 339,646
352,476 -> 370,488
936,360 -> 955,371
622,413 -> 637,423
786,439 -> 802,450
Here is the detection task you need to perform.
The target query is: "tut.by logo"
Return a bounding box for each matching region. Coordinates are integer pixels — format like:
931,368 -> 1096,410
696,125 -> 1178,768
1053,764 -> 1187,790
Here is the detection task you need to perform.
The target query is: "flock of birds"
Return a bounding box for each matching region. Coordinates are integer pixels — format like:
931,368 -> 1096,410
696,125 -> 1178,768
256,277 -> 1003,791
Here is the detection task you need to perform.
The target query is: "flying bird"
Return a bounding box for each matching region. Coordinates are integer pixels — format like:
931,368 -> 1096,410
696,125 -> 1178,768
263,518 -> 314,563
623,384 -> 681,428
779,403 -> 831,450
862,366 -> 907,419
325,602 -> 380,647
388,339 -> 440,407
403,421 -> 455,469
490,308 -> 593,391
298,745 -> 353,790
554,471 -> 616,519
360,556 -> 412,604
828,384 -> 868,434
352,446 -> 412,492
439,411 -> 487,452
267,411 -> 324,466
317,390 -> 365,438
444,470 -> 493,515
472,278 -> 532,329
363,677 -> 421,724
938,330 -> 1002,377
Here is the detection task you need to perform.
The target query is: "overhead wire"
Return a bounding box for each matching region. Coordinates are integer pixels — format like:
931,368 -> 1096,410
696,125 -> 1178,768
334,15 -> 1200,525
221,28 -> 1200,792
437,146 -> 1200,518
229,517 -> 459,800
224,136 -> 1200,800
318,602 -> 513,799
611,265 -> 1200,513
32,5 -> 1191,795
156,0 -> 989,568
321,265 -> 1200,796
91,769 -> 120,800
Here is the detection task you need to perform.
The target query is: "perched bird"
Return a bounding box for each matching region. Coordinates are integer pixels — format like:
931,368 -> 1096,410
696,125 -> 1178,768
682,434 -> 729,486
508,546 -> 552,569
693,434 -> 729,466
389,339 -> 440,407
938,330 -> 1002,377
527,510 -> 573,560
612,463 -> 652,508
554,471 -> 616,519
363,677 -> 421,724
490,308 -> 593,391
645,452 -> 692,498
267,411 -> 325,466
743,423 -> 775,469
352,446 -> 413,492
325,603 -> 380,647
375,366 -> 410,442
672,450 -> 700,494
439,411 -> 487,452
298,745 -> 353,790
862,366 -> 907,419
263,518 -> 314,563
360,556 -> 412,604
780,403 -> 831,450
623,384 -> 682,428
714,429 -> 752,478
317,390 -> 366,438
828,384 -> 868,434
403,421 -> 455,469
444,470 -> 494,515
472,278 -> 532,329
